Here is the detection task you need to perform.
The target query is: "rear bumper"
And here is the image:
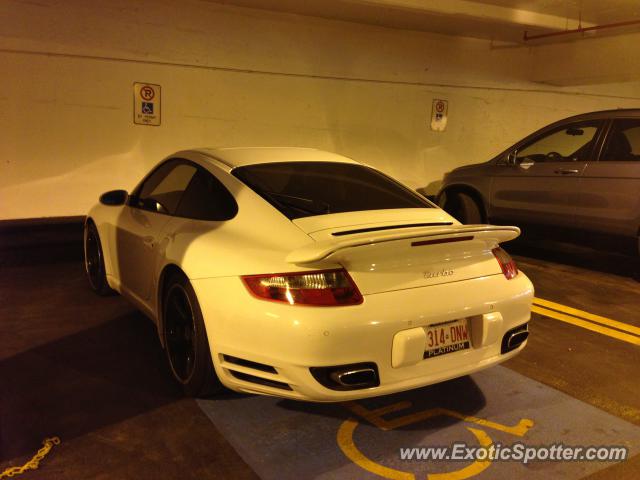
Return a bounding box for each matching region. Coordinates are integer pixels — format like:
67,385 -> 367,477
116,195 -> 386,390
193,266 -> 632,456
192,272 -> 533,402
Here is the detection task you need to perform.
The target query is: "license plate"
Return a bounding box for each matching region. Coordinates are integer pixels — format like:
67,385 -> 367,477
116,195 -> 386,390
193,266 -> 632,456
424,318 -> 470,359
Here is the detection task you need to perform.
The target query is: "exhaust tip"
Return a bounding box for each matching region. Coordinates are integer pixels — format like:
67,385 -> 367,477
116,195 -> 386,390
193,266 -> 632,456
330,368 -> 377,387
501,323 -> 529,354
508,330 -> 529,349
310,362 -> 380,391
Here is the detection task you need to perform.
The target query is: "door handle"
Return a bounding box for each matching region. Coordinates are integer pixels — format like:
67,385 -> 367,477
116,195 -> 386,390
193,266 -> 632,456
554,169 -> 579,175
142,236 -> 155,248
519,161 -> 534,170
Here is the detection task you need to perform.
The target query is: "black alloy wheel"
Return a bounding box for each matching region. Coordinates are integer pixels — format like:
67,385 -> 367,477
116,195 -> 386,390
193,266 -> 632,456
84,222 -> 114,295
164,283 -> 197,383
162,272 -> 223,397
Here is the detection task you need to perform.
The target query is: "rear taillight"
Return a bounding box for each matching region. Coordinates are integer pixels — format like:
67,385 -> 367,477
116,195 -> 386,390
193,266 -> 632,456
241,269 -> 363,306
493,247 -> 518,280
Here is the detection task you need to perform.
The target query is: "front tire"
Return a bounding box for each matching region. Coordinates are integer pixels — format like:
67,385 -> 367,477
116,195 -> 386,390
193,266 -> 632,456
440,191 -> 483,224
163,272 -> 223,397
84,221 -> 114,296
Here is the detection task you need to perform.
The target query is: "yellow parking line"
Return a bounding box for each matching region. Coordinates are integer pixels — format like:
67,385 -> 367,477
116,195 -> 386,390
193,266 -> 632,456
531,305 -> 640,346
533,297 -> 640,336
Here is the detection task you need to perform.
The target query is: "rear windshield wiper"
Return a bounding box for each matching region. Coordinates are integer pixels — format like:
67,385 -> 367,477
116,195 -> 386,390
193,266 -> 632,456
264,191 -> 330,216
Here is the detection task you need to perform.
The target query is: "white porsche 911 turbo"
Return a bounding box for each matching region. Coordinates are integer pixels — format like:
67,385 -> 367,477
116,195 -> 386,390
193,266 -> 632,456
85,147 -> 533,401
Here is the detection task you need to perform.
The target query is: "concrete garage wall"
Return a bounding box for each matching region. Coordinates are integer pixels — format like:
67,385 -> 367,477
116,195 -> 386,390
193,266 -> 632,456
1,0 -> 640,220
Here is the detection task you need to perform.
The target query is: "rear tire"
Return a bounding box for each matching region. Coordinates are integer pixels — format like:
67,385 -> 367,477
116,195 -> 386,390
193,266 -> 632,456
441,192 -> 483,225
84,222 -> 115,296
163,271 -> 223,397
634,236 -> 640,281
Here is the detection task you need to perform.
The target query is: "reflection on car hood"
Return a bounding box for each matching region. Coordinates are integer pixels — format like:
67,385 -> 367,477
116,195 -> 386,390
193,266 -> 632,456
448,161 -> 491,176
452,162 -> 486,172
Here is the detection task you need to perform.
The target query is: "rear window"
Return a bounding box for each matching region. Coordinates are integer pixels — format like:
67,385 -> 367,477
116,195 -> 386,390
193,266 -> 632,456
232,162 -> 432,219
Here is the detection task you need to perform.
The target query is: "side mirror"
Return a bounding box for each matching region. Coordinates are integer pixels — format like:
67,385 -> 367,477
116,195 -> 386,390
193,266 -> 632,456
99,189 -> 128,206
506,150 -> 518,166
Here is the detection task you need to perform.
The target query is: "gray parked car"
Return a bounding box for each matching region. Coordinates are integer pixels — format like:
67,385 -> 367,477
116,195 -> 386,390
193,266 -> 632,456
437,109 -> 640,255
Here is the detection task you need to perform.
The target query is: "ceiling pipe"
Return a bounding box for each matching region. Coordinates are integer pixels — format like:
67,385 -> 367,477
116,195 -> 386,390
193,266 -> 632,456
524,18 -> 640,41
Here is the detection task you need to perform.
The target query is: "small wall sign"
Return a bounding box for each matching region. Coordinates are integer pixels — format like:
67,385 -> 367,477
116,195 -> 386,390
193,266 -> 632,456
134,82 -> 161,126
430,98 -> 448,132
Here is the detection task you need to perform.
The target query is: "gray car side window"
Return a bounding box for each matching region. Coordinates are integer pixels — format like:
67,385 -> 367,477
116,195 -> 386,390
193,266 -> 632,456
516,120 -> 603,163
600,119 -> 640,162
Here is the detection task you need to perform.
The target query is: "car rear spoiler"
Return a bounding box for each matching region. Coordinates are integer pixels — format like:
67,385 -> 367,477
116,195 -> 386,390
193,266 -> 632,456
286,224 -> 520,264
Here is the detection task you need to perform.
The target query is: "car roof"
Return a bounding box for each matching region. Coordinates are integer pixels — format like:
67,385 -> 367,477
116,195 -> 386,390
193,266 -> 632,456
559,108 -> 640,122
193,147 -> 360,170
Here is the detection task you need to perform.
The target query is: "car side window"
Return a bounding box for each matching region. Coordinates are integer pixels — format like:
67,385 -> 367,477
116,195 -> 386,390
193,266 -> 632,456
135,161 -> 197,215
516,120 -> 603,163
600,119 -> 640,162
175,168 -> 238,221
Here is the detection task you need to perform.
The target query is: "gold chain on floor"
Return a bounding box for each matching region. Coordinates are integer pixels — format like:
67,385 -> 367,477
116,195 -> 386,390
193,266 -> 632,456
0,437 -> 60,479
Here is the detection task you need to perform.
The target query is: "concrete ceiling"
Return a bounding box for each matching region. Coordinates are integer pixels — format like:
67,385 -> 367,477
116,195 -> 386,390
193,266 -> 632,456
475,0 -> 640,24
209,0 -> 640,44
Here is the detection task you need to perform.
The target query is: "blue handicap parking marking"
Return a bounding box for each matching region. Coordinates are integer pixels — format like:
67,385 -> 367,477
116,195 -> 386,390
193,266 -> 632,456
198,366 -> 640,480
142,102 -> 154,114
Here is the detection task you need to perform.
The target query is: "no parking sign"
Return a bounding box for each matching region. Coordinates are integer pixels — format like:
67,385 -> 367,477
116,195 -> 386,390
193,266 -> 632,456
134,82 -> 161,126
431,98 -> 448,132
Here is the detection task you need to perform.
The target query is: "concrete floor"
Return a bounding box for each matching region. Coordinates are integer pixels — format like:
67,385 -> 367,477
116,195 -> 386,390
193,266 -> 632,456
0,261 -> 258,480
1,244 -> 638,479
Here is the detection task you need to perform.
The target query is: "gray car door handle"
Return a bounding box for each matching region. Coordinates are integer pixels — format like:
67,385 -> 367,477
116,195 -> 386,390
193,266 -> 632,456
519,161 -> 535,169
554,169 -> 579,174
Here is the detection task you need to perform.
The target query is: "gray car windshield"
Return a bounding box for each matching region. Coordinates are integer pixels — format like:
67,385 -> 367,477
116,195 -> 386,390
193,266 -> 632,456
232,161 -> 432,219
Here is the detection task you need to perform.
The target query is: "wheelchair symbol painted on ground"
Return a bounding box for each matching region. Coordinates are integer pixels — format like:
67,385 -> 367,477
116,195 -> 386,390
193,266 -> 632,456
337,400 -> 534,480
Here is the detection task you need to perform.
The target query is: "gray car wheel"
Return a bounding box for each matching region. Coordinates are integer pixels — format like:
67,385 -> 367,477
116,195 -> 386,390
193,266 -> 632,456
442,192 -> 483,225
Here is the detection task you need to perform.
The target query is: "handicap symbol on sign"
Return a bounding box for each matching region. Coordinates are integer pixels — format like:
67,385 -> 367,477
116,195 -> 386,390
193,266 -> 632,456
142,102 -> 154,114
337,400 -> 534,480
